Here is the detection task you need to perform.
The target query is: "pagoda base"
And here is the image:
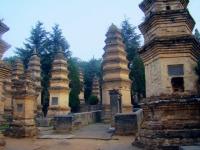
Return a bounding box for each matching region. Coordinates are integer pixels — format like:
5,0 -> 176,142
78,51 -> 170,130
48,106 -> 70,118
102,105 -> 133,125
134,98 -> 200,150
5,119 -> 37,138
102,105 -> 111,123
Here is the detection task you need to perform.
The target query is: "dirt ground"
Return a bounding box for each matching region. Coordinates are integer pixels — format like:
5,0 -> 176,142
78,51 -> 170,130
4,136 -> 141,150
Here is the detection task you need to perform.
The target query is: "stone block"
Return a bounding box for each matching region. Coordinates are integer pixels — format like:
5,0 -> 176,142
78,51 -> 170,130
180,146 -> 200,150
115,109 -> 143,135
53,111 -> 102,133
53,115 -> 73,132
36,117 -> 52,127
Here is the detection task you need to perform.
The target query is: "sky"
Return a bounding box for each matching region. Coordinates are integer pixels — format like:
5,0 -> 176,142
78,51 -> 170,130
1,0 -> 200,61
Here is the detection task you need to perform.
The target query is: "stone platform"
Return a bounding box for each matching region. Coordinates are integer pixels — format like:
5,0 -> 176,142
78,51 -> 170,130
115,109 -> 143,136
134,98 -> 200,149
53,111 -> 102,133
38,123 -> 112,140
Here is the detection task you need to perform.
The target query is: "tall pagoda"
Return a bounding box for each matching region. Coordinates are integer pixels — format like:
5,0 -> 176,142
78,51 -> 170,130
6,70 -> 38,137
12,59 -> 24,80
136,0 -> 200,148
102,24 -> 132,120
79,70 -> 85,104
28,49 -> 42,116
0,21 -> 10,146
139,0 -> 200,97
48,48 -> 70,116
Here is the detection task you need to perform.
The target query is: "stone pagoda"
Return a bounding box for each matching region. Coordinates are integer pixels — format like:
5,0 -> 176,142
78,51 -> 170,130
0,20 -> 10,146
92,76 -> 100,100
79,70 -> 85,104
102,24 -> 132,121
6,70 -> 38,138
12,59 -> 24,80
136,0 -> 200,148
48,48 -> 70,117
28,49 -> 42,116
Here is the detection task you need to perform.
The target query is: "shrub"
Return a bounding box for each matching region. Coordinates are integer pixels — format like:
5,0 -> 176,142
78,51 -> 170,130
88,95 -> 99,105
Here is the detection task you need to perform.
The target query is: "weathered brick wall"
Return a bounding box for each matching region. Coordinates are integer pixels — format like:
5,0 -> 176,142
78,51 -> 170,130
135,98 -> 200,149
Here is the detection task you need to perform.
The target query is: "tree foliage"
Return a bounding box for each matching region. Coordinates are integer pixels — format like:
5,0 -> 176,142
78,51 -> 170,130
16,21 -> 47,69
14,22 -> 78,113
3,56 -> 18,66
78,58 -> 102,102
121,19 -> 146,100
195,29 -> 200,43
68,58 -> 81,112
130,55 -> 145,98
121,19 -> 140,62
88,95 -> 99,105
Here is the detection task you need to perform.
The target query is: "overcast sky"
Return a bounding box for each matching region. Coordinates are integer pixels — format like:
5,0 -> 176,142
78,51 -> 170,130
1,0 -> 200,60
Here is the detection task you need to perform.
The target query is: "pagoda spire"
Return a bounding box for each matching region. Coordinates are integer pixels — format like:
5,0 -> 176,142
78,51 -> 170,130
92,76 -> 100,100
28,48 -> 42,116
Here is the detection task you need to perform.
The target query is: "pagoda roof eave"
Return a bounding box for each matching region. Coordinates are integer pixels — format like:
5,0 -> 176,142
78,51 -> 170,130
139,0 -> 189,12
0,21 -> 9,34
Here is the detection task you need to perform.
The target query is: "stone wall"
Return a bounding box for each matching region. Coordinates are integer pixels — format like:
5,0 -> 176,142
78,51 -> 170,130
114,109 -> 143,135
53,111 -> 102,133
135,98 -> 200,149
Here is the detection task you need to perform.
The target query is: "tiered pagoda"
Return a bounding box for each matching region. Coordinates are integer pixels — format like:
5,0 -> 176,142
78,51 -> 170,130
102,24 -> 132,120
12,59 -> 24,80
0,21 -> 10,146
28,49 -> 42,116
6,70 -> 38,137
136,0 -> 200,148
48,48 -> 70,116
139,0 -> 199,97
79,70 -> 85,104
92,76 -> 100,100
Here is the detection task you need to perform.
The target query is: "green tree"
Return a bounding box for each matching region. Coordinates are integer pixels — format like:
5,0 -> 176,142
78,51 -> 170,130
88,95 -> 99,105
15,22 -> 71,114
3,56 -> 18,66
16,21 -> 47,69
68,58 -> 81,112
195,29 -> 200,43
130,55 -> 145,98
121,19 -> 146,100
49,24 -> 70,56
121,19 -> 140,62
80,58 -> 102,102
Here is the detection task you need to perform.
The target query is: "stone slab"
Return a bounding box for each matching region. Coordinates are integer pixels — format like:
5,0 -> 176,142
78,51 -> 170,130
38,123 -> 113,140
115,109 -> 143,135
180,146 -> 200,150
73,123 -> 112,140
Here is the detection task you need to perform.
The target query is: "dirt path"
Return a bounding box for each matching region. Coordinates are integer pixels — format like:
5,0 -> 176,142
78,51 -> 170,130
4,137 -> 141,150
4,123 -> 142,150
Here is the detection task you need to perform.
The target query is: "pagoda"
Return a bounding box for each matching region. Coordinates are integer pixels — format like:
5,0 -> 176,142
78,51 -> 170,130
136,0 -> 200,148
92,76 -> 100,100
48,48 -> 70,117
0,21 -> 10,146
6,70 -> 38,137
102,24 -> 132,121
79,70 -> 85,104
28,49 -> 42,116
12,59 -> 24,80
